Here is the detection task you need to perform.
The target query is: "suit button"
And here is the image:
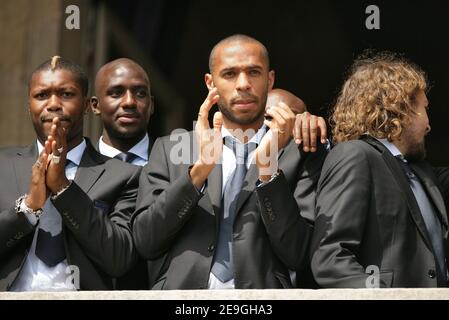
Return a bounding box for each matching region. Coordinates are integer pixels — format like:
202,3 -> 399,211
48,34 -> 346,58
208,244 -> 214,252
428,269 -> 436,279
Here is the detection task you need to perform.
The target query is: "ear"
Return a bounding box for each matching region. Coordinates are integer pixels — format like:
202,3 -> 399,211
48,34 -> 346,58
268,70 -> 275,91
205,73 -> 215,90
90,96 -> 100,115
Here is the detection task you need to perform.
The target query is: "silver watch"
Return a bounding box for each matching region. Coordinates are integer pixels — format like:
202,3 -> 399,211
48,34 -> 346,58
15,195 -> 43,217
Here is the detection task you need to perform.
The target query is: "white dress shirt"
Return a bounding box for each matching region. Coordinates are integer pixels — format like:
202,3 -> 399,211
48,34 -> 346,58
10,139 -> 86,291
98,134 -> 149,166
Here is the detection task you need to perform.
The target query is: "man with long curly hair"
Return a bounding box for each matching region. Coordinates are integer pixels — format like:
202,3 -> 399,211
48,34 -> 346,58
311,52 -> 449,288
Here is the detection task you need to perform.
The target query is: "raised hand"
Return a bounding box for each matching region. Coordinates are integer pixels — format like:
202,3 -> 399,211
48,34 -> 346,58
25,149 -> 50,211
189,88 -> 222,188
45,117 -> 70,194
256,102 -> 295,181
294,112 -> 328,152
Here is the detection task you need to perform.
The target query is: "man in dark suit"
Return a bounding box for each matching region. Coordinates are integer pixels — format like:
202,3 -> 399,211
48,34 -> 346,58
0,56 -> 140,291
91,58 -> 154,164
91,58 -> 154,289
311,52 -> 449,287
132,34 -> 326,289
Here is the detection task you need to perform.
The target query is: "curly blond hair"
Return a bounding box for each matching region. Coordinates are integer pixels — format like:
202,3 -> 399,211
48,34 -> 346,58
331,52 -> 428,144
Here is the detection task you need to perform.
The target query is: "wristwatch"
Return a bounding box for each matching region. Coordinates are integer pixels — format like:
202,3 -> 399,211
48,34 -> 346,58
15,195 -> 43,217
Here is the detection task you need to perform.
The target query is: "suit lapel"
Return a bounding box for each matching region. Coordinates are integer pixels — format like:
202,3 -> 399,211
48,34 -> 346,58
364,137 -> 434,249
74,141 -> 106,193
411,164 -> 449,231
14,144 -> 37,195
206,163 -> 222,225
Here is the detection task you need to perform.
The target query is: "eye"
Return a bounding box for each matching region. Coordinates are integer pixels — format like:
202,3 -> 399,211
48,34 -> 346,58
34,92 -> 49,100
248,69 -> 261,76
109,89 -> 124,98
222,71 -> 236,79
135,89 -> 148,98
61,91 -> 75,98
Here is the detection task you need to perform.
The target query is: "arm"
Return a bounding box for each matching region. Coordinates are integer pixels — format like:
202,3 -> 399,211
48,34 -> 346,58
132,138 -> 204,260
311,143 -> 374,288
256,146 -> 324,270
0,150 -> 49,257
52,167 -> 140,277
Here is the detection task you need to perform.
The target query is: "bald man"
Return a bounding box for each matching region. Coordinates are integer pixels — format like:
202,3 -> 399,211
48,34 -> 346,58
91,58 -> 154,289
91,58 -> 154,166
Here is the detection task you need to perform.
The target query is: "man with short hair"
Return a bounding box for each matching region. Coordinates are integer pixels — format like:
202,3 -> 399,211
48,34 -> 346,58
0,56 -> 140,291
91,58 -> 154,165
311,53 -> 449,288
132,34 -> 326,289
91,58 -> 154,289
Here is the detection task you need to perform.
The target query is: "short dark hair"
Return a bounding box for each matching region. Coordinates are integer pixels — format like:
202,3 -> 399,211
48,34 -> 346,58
208,34 -> 270,73
29,56 -> 89,96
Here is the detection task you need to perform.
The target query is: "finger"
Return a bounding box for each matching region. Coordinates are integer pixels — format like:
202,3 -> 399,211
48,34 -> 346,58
309,115 -> 318,152
212,111 -> 223,133
301,112 -> 311,152
266,108 -> 287,129
294,114 -> 302,144
278,102 -> 296,118
276,102 -> 295,121
198,88 -> 219,123
317,117 -> 328,143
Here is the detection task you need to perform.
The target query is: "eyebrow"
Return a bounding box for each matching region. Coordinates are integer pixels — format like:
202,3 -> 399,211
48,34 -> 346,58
220,65 -> 264,73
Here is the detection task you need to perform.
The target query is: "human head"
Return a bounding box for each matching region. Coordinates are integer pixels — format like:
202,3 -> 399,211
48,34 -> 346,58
266,88 -> 307,115
331,51 -> 430,160
91,58 -> 153,150
205,34 -> 274,131
28,56 -> 89,149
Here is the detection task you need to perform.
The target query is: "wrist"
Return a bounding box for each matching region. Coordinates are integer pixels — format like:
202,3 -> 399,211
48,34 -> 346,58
50,178 -> 71,195
190,161 -> 212,188
15,195 -> 43,217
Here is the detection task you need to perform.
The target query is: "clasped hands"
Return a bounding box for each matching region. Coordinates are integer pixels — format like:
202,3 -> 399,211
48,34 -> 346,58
25,117 -> 70,211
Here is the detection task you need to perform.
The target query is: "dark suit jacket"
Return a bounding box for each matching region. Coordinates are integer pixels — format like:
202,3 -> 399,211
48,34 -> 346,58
0,139 -> 141,291
95,135 -> 154,290
311,136 -> 449,288
132,131 -> 325,289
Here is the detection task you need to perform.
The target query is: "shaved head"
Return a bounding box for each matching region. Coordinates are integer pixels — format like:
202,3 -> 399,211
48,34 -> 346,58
266,88 -> 307,115
209,34 -> 270,73
91,58 -> 153,151
95,58 -> 150,94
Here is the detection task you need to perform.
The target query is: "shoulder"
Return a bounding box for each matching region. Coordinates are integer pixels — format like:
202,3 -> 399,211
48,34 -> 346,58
0,145 -> 32,159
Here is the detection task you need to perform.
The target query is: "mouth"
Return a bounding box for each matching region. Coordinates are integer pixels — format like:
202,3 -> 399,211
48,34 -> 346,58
116,113 -> 141,125
232,100 -> 257,110
40,116 -> 71,124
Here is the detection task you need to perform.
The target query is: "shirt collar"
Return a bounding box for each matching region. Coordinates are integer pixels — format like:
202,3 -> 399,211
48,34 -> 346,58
221,124 -> 267,146
376,138 -> 406,161
37,138 -> 86,166
98,134 -> 149,161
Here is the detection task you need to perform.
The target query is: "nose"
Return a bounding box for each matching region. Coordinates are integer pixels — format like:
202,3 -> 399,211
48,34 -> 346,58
426,124 -> 431,133
122,90 -> 137,108
236,72 -> 251,91
46,94 -> 62,111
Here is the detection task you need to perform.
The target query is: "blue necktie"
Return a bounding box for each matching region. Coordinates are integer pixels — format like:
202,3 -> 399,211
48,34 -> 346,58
396,156 -> 447,284
35,160 -> 74,267
211,137 -> 256,282
114,152 -> 137,163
